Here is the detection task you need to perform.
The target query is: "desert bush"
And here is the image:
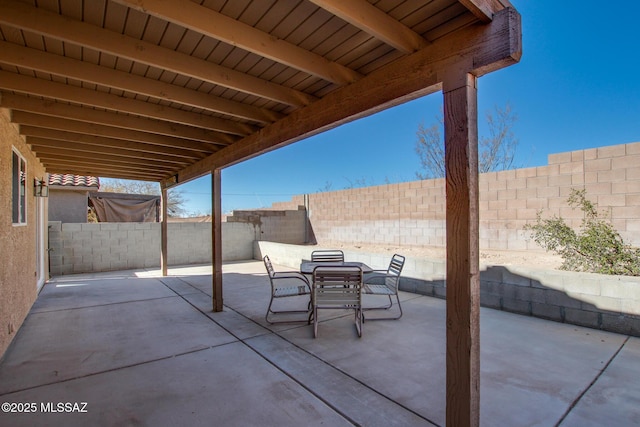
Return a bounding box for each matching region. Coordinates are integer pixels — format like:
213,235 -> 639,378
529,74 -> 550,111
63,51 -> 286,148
525,189 -> 640,276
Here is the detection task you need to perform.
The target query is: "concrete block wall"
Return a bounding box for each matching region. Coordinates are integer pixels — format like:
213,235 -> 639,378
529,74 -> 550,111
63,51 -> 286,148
49,221 -> 256,275
271,142 -> 640,250
226,208 -> 307,244
257,241 -> 640,336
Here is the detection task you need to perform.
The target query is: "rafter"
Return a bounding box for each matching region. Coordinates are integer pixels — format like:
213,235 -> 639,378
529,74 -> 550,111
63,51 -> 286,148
0,93 -> 236,145
168,7 -> 521,185
458,0 -> 509,22
11,111 -> 219,154
22,127 -> 204,161
308,0 -> 428,53
0,72 -> 256,136
36,149 -> 178,173
0,41 -> 281,124
0,0 -> 316,107
42,162 -> 167,181
112,0 -> 362,84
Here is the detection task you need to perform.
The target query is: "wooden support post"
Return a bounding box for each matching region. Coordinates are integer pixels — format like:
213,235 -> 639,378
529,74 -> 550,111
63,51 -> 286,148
444,73 -> 480,427
211,169 -> 223,312
161,186 -> 168,277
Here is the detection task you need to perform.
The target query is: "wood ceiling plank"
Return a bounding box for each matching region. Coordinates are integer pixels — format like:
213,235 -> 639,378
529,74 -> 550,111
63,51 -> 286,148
0,70 -> 256,135
38,153 -> 177,172
43,162 -> 167,180
82,0 -> 107,27
27,136 -> 194,165
112,0 -> 362,84
11,111 -> 218,154
0,41 -> 283,124
169,7 -> 521,185
458,0 -> 508,23
0,0 -> 316,107
35,149 -> 178,172
103,0 -> 129,33
22,126 -> 205,160
14,98 -> 221,148
309,0 -> 428,53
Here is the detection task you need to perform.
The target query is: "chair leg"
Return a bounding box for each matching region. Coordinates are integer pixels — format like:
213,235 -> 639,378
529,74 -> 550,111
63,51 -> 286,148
362,293 -> 402,320
266,296 -> 312,324
355,307 -> 362,337
265,295 -> 275,324
313,305 -> 318,338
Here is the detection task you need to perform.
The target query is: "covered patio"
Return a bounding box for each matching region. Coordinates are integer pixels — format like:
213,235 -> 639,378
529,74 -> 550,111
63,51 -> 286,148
1,1 -> 526,424
1,261 -> 638,426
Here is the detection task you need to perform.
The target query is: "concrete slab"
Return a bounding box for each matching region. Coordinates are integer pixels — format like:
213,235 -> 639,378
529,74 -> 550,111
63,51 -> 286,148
279,294 -> 448,424
560,336 -> 640,426
480,307 -> 626,426
247,333 -> 436,426
0,295 -> 236,394
180,289 -> 275,341
31,276 -> 176,313
0,342 -> 352,427
1,260 -> 638,427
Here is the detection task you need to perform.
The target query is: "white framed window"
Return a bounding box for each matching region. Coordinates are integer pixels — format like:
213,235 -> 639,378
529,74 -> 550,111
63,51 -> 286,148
12,148 -> 27,225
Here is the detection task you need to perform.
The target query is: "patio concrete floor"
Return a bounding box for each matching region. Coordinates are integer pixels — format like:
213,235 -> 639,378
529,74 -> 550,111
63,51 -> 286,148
0,261 -> 638,426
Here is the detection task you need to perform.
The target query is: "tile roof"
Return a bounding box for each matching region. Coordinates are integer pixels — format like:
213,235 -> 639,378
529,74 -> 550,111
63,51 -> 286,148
48,174 -> 100,188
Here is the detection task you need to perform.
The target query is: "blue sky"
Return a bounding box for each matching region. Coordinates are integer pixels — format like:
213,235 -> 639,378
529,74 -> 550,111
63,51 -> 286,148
168,0 -> 640,215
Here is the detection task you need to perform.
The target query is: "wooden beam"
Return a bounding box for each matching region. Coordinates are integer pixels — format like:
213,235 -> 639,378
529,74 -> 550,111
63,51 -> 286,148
40,160 -> 169,180
0,0 -> 316,107
167,7 -> 521,186
0,93 -> 237,145
161,187 -> 168,276
444,73 -> 480,427
33,147 -> 178,172
21,127 -> 205,160
0,41 -> 281,124
41,162 -> 167,180
113,0 -> 362,85
12,111 -> 218,154
211,169 -> 223,312
27,136 -> 193,165
0,71 -> 256,136
308,0 -> 428,53
458,0 -> 509,23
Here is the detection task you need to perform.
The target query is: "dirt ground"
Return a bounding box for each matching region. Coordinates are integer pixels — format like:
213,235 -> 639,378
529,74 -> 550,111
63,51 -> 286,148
328,242 -> 564,270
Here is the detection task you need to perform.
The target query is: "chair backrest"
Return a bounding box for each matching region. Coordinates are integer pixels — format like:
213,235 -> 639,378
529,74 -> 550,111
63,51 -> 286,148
313,266 -> 362,306
311,250 -> 344,263
263,255 -> 275,278
385,254 -> 405,288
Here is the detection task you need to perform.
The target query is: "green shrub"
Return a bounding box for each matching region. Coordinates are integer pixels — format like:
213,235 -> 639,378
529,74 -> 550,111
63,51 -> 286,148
525,189 -> 640,276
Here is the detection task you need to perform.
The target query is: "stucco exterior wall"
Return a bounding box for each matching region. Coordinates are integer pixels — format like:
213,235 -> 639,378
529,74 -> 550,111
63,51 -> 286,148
48,189 -> 89,223
0,109 -> 47,357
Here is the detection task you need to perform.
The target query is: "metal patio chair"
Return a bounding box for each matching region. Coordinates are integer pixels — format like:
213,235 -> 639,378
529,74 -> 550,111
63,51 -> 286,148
264,255 -> 311,324
311,265 -> 363,338
363,254 -> 405,320
310,249 -> 344,263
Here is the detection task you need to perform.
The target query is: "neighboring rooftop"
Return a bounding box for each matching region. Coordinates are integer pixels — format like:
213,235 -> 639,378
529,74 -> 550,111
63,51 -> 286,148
48,174 -> 99,188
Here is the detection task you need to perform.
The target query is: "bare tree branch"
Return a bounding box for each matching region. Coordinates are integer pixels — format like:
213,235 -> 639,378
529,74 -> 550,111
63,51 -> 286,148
415,103 -> 518,178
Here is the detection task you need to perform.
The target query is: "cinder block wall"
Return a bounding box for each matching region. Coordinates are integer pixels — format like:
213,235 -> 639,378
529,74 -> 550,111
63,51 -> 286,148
48,222 -> 256,275
271,142 -> 640,250
226,208 -> 307,244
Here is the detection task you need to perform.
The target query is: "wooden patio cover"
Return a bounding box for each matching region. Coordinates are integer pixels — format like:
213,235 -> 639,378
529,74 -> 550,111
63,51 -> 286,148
0,1 -> 521,425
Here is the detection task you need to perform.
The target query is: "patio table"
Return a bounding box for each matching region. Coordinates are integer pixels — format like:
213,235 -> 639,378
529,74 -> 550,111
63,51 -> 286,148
300,261 -> 372,275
